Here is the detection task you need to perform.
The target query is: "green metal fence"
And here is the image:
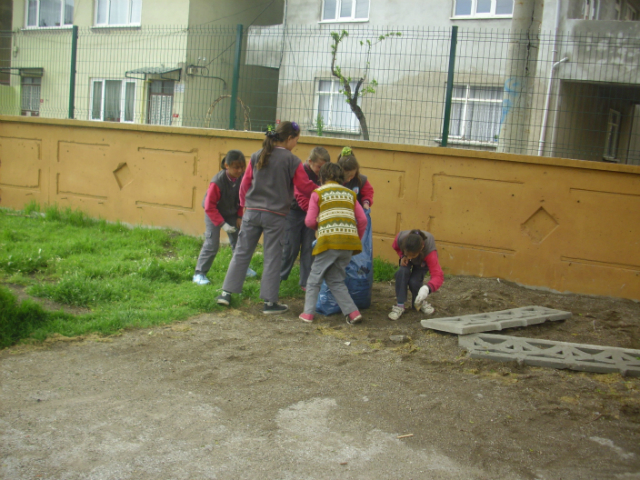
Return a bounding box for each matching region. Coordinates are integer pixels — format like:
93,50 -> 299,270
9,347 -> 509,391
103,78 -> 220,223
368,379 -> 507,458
1,24 -> 639,164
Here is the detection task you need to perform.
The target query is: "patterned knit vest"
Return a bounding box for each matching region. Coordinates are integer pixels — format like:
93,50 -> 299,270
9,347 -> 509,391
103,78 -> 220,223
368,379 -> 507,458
313,182 -> 362,256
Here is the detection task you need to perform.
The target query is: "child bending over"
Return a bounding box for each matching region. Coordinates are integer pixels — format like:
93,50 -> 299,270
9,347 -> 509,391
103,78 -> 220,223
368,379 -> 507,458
337,147 -> 374,210
299,163 -> 368,325
389,229 -> 444,321
280,146 -> 331,290
193,150 -> 256,285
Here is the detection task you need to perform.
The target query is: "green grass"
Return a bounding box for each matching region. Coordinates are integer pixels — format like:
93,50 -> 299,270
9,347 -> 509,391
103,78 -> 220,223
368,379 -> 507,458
0,202 -> 294,347
373,256 -> 397,282
0,202 -> 400,347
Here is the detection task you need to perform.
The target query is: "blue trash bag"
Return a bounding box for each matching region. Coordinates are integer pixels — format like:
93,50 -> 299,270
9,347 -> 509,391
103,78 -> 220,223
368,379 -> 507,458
316,210 -> 373,315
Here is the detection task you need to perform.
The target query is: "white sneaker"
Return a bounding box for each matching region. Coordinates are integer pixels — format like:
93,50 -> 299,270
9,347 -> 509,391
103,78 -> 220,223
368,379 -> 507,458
246,267 -> 257,278
388,305 -> 404,321
420,302 -> 435,315
192,274 -> 210,285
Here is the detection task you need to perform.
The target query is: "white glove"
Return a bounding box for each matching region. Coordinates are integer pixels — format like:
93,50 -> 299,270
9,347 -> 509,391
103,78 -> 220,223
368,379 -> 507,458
221,223 -> 237,234
414,285 -> 430,310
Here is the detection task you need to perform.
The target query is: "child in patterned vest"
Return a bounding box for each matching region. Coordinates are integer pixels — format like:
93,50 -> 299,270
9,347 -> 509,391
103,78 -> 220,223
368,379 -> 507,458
299,163 -> 368,325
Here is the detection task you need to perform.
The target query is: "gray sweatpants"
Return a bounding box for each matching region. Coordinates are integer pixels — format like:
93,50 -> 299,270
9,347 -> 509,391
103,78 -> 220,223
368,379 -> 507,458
195,213 -> 238,275
222,209 -> 287,303
304,249 -> 357,316
280,208 -> 316,287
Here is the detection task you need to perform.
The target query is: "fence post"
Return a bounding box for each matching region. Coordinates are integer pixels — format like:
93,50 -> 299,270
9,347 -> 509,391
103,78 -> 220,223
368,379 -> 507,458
229,24 -> 243,130
441,26 -> 458,148
68,25 -> 78,119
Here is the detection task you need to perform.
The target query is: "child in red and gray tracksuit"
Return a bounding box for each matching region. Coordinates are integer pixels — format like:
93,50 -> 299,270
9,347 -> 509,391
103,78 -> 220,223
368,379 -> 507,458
216,121 -> 318,314
388,229 -> 444,321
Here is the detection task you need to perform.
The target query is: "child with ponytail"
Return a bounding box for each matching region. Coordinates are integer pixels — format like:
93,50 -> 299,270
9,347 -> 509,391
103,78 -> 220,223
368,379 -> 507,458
337,147 -> 374,210
388,229 -> 444,321
216,121 -> 318,314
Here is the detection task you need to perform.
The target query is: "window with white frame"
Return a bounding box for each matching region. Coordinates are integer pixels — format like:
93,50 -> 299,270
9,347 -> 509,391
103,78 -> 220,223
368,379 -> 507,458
26,0 -> 74,28
321,0 -> 369,22
315,79 -> 361,133
582,0 -> 600,19
21,77 -> 41,116
90,79 -> 136,122
453,0 -> 513,17
95,0 -> 142,26
447,85 -> 503,143
604,109 -> 621,161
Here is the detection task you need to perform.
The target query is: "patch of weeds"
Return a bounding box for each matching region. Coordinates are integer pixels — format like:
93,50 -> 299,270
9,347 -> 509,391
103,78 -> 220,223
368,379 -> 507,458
373,256 -> 396,282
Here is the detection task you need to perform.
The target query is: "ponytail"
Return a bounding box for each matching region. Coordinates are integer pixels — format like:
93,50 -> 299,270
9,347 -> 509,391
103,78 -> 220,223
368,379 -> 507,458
257,121 -> 300,170
400,230 -> 427,255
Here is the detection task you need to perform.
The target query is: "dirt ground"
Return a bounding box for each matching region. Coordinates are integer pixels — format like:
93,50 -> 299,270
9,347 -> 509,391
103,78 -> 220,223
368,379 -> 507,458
1,276 -> 640,480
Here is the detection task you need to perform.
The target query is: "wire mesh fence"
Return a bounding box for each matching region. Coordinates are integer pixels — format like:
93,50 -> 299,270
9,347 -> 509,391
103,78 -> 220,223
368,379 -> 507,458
1,24 -> 639,164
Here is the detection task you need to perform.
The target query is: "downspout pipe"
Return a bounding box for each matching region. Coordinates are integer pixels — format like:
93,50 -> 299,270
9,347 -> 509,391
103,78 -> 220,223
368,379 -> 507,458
537,56 -> 569,156
537,0 -> 564,156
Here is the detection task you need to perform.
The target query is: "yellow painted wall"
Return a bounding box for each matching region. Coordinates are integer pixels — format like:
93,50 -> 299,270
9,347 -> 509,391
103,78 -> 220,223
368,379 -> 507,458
1,116 -> 639,300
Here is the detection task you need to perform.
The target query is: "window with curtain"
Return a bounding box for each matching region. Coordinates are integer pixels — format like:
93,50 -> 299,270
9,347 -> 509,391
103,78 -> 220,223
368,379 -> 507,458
454,0 -> 513,17
322,0 -> 369,21
315,79 -> 361,133
95,0 -> 142,26
582,0 -> 600,19
26,0 -> 74,28
148,80 -> 174,126
21,77 -> 41,116
448,85 -> 503,143
90,79 -> 136,122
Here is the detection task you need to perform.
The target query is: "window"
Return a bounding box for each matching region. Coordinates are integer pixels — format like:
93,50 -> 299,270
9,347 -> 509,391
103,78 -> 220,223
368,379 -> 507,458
26,0 -> 74,28
21,77 -> 41,116
582,0 -> 599,19
148,80 -> 174,125
604,109 -> 621,161
448,85 -> 503,143
315,79 -> 361,133
95,0 -> 142,26
453,0 -> 513,17
90,79 -> 136,122
321,0 -> 369,21
624,2 -> 638,20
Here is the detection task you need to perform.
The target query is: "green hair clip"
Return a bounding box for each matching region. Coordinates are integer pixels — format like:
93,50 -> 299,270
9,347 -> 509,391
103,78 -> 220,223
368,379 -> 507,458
341,146 -> 352,157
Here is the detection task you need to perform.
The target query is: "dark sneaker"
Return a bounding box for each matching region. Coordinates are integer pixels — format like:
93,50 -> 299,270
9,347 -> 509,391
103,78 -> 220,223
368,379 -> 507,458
216,291 -> 231,306
263,302 -> 289,314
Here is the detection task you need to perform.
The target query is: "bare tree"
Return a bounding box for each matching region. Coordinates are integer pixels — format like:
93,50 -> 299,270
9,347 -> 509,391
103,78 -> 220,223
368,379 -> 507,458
329,30 -> 400,141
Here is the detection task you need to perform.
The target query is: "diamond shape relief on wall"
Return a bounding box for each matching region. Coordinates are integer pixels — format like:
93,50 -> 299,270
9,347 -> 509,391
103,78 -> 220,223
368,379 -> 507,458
522,207 -> 558,243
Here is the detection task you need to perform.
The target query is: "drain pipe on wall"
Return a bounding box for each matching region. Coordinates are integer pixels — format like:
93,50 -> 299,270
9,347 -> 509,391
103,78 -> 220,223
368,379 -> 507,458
537,0 -> 566,157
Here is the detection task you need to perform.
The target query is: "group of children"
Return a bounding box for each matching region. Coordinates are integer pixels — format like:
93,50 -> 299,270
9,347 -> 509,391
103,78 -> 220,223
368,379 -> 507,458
193,120 -> 444,323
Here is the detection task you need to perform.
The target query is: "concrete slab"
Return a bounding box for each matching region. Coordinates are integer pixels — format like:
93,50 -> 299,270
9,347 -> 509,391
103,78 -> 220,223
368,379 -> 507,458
421,306 -> 571,334
458,334 -> 640,377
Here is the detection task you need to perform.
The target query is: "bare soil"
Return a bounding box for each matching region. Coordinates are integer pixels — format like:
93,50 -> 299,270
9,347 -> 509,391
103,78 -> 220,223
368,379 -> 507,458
2,276 -> 640,479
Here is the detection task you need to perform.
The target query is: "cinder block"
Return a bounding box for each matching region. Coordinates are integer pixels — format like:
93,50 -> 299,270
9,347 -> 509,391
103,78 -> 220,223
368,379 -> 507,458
421,306 -> 571,334
458,334 -> 640,377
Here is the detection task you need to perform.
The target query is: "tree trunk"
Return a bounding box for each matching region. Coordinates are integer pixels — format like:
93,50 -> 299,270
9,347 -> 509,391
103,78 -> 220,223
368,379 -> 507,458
350,101 -> 370,141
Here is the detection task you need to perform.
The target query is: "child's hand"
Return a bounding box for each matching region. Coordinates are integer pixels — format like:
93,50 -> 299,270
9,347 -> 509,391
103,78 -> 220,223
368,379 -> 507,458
363,201 -> 370,210
414,285 -> 430,310
222,223 -> 237,234
400,256 -> 409,267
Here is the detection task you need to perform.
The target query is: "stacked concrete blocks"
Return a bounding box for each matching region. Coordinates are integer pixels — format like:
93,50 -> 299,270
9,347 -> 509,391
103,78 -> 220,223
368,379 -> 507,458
420,306 -> 572,335
458,334 -> 640,377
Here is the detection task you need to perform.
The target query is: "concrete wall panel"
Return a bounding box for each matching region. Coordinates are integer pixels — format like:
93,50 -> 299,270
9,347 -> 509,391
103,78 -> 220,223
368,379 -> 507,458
1,116 -> 639,300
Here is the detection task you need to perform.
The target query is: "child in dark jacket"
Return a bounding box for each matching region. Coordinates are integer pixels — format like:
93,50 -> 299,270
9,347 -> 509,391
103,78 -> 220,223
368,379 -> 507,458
280,146 -> 331,290
216,121 -> 318,314
299,163 -> 368,325
337,147 -> 374,210
388,229 -> 444,321
193,150 -> 256,285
